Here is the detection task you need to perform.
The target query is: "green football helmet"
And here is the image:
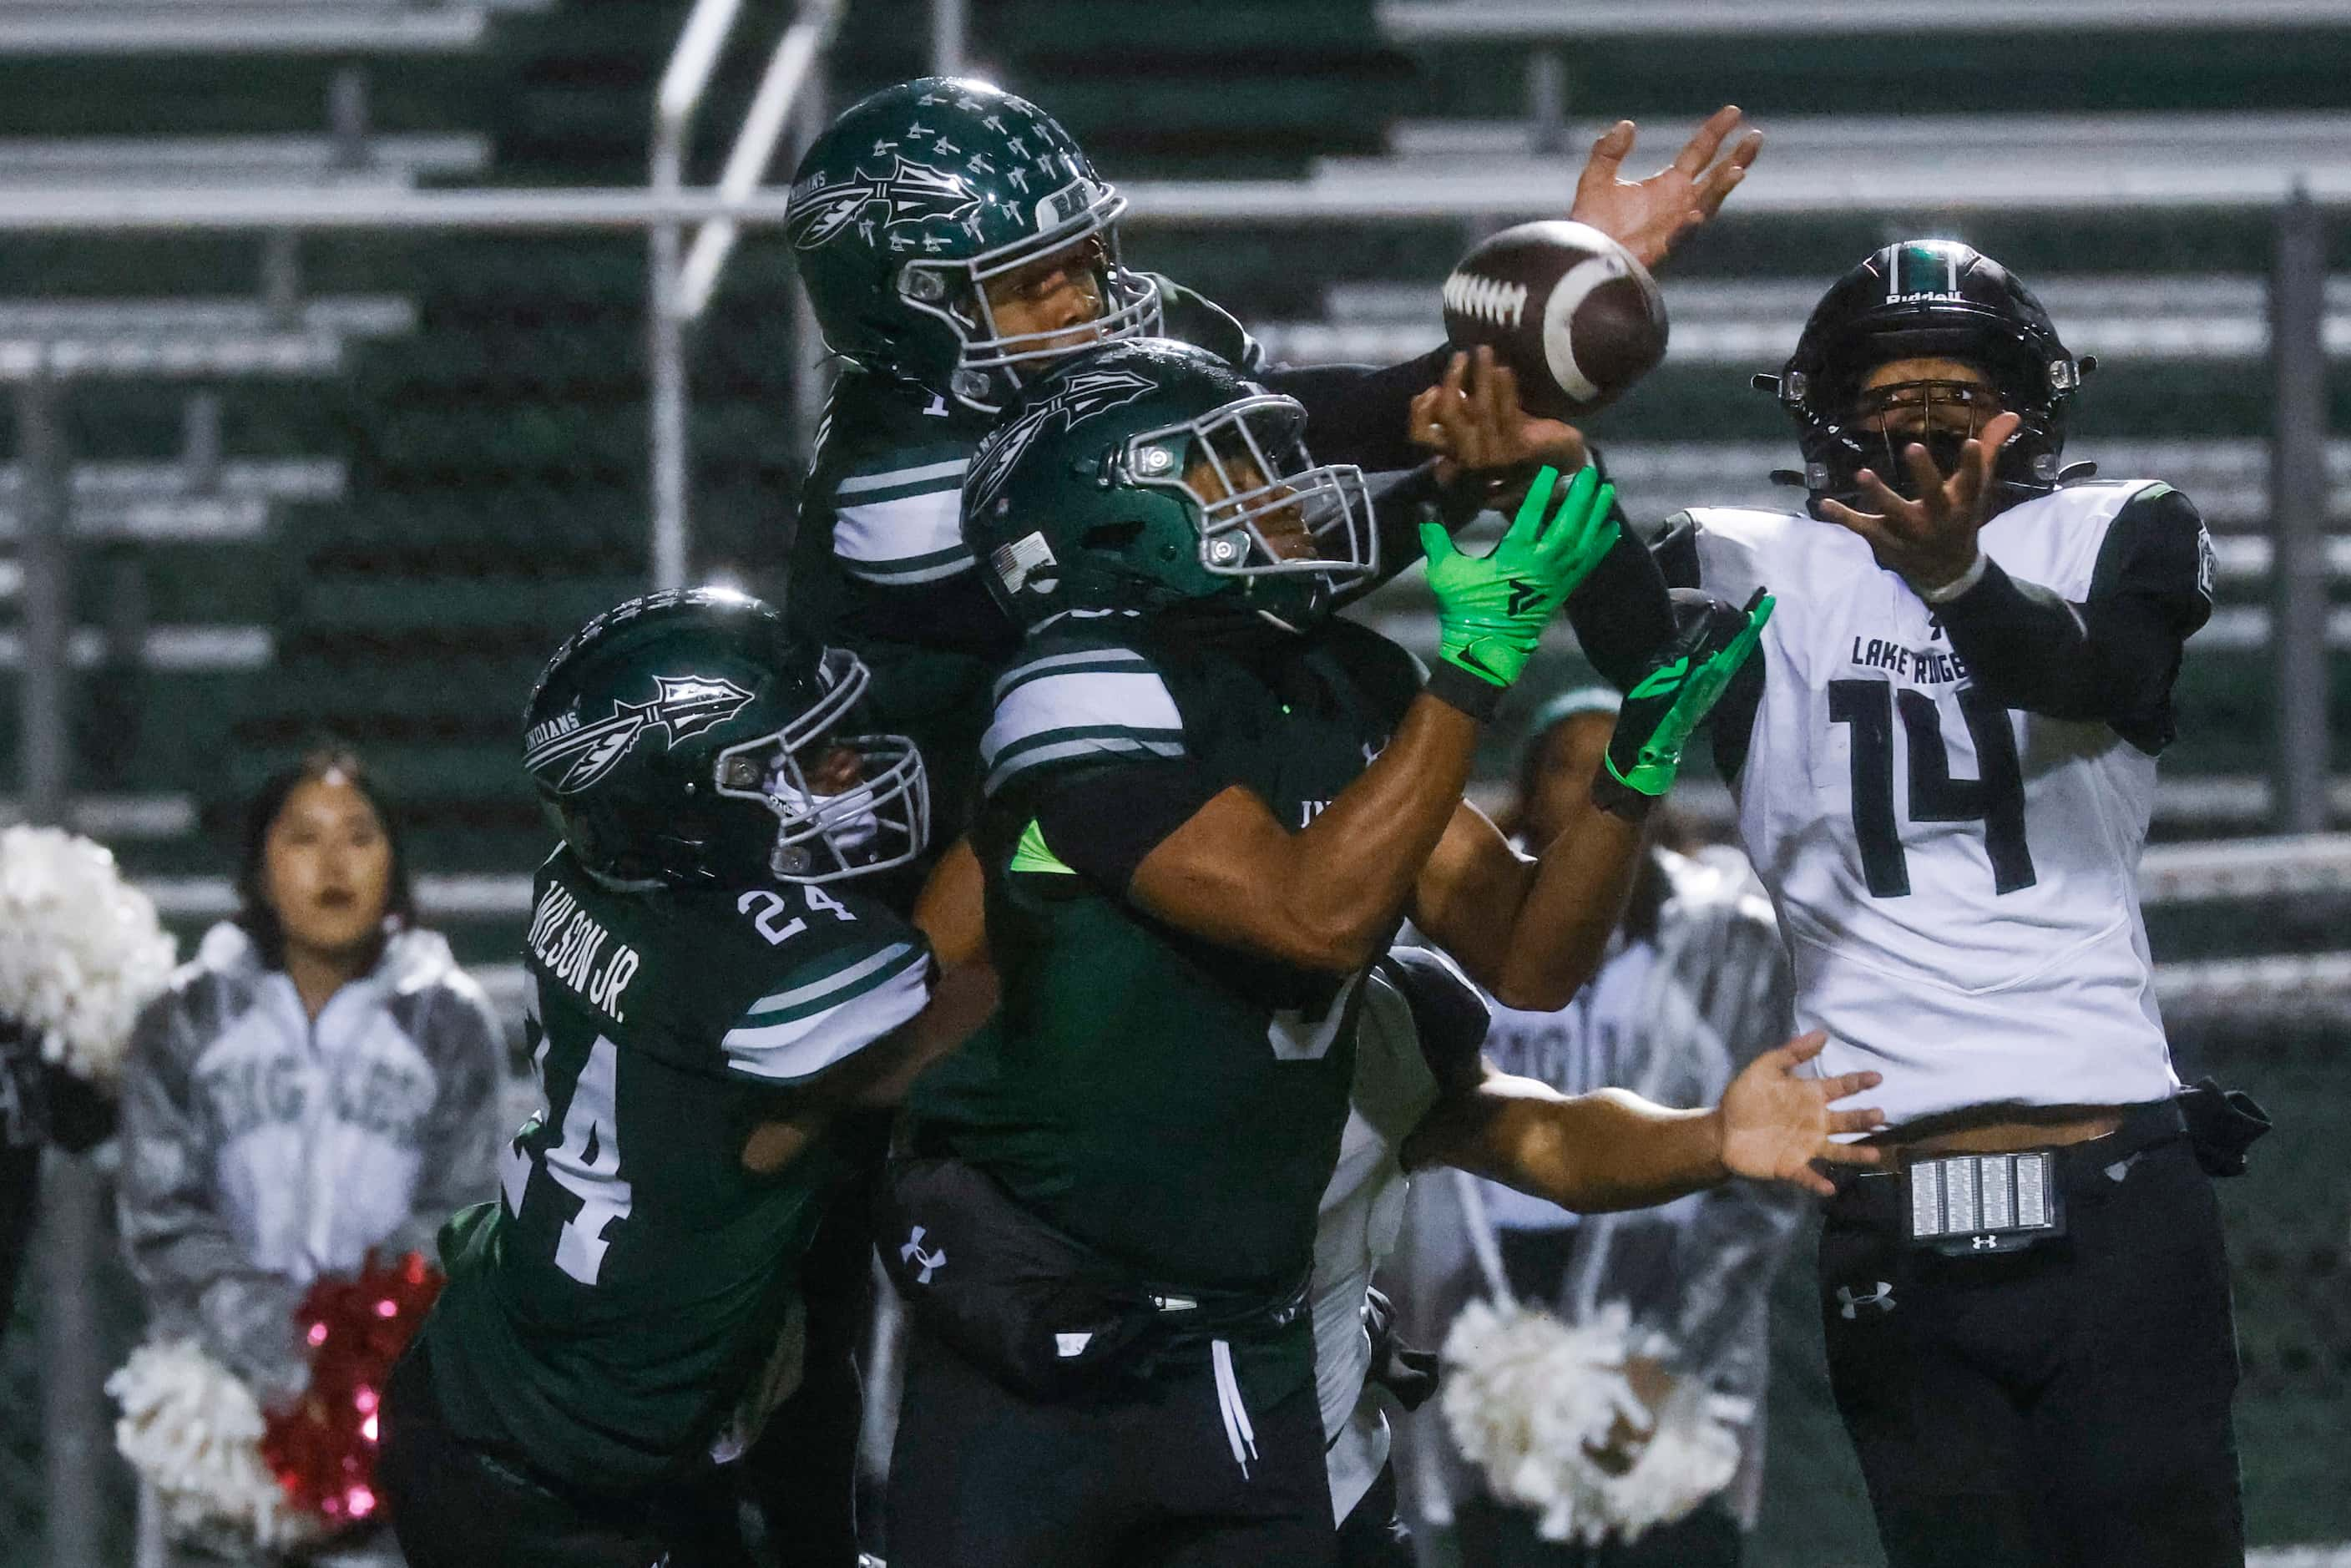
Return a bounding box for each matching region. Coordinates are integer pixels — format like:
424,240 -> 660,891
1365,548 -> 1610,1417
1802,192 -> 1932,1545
523,588 -> 929,890
961,338 -> 1378,635
786,76 -> 1161,415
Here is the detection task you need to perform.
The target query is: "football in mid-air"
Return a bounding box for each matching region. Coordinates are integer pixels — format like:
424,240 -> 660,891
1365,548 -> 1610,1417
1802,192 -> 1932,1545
1440,220 -> 1669,420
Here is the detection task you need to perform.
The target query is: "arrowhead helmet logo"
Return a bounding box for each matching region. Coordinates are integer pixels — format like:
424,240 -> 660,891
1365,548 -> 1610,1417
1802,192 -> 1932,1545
526,675 -> 758,795
899,1225 -> 948,1286
786,156 -> 983,251
964,367 -> 1156,518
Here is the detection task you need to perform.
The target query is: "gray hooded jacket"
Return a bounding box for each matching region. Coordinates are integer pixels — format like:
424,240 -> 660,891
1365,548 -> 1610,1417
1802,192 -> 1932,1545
1398,846 -> 1802,1530
118,922 -> 506,1404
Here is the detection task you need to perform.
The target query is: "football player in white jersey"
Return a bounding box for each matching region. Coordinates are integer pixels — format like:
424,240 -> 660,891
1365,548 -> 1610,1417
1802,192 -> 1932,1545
1538,240 -> 2259,1568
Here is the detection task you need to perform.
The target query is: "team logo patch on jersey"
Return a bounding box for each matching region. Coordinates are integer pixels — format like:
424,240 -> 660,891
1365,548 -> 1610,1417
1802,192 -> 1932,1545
786,156 -> 983,250
526,675 -> 758,794
964,367 -> 1155,517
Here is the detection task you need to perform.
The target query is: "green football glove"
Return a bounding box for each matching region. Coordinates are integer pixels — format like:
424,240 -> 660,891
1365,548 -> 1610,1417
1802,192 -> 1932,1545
1602,586 -> 1775,802
1419,463 -> 1621,697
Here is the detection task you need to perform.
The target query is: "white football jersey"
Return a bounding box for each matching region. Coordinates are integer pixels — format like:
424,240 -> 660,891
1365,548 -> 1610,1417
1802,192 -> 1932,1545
1312,963 -> 1443,1525
1691,480 -> 2188,1127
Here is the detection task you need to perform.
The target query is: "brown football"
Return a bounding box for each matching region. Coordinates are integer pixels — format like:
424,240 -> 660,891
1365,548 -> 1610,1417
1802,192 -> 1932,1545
1440,220 -> 1669,420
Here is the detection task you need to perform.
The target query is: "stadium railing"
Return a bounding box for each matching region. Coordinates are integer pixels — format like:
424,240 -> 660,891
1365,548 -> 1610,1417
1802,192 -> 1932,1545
0,2 -> 542,58
1377,0 -> 2351,41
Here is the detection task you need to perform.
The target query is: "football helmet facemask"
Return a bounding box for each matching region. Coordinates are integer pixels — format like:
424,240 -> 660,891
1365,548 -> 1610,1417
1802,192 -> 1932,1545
1761,240 -> 2094,518
786,76 -> 1161,416
962,338 -> 1378,635
523,589 -> 929,890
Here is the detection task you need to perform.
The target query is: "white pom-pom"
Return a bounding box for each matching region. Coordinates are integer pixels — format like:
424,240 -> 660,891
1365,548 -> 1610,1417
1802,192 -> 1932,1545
0,823 -> 176,1088
1440,1298 -> 1750,1546
107,1339 -> 315,1549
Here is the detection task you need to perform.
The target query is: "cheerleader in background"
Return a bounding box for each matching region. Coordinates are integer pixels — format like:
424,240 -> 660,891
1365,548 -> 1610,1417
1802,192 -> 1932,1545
1398,691 -> 1802,1568
116,746 -> 505,1564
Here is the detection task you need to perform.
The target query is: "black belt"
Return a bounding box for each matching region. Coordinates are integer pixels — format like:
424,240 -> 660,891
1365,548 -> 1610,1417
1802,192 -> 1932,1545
1828,1095 -> 2189,1256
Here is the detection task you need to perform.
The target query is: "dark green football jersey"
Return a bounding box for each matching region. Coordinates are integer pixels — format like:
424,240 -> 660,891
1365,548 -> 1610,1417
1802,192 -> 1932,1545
421,849 -> 932,1488
908,614 -> 1423,1307
786,276 -> 1262,852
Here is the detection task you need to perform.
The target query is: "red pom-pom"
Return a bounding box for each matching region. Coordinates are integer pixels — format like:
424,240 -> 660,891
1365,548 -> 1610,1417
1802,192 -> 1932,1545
260,1251 -> 442,1530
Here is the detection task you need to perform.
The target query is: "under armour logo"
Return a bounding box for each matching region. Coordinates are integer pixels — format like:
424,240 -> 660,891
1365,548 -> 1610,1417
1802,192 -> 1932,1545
900,1226 -> 947,1285
1971,1234 -> 2000,1251
1837,1281 -> 1896,1318
1503,578 -> 1545,617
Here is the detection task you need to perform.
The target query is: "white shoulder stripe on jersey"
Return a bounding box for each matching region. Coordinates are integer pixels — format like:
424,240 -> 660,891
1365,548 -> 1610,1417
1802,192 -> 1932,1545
984,735 -> 1186,795
836,457 -> 968,497
835,485 -> 968,569
722,949 -> 931,1084
740,941 -> 919,1023
980,668 -> 1183,766
993,644 -> 1149,701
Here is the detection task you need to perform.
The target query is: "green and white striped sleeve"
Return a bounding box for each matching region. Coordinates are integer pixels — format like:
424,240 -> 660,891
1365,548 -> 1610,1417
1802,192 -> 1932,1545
720,938 -> 933,1085
831,448 -> 974,587
978,643 -> 1187,799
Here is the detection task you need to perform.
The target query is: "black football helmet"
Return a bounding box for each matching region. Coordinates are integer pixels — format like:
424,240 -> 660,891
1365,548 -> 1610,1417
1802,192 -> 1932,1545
522,588 -> 928,890
1760,240 -> 2094,518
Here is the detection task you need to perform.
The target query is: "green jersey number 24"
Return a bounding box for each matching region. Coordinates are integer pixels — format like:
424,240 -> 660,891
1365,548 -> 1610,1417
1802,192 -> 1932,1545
501,1005 -> 635,1287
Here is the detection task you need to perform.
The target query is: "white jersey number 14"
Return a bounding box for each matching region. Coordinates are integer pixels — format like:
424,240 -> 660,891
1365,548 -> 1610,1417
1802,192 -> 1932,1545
1828,680 -> 2039,898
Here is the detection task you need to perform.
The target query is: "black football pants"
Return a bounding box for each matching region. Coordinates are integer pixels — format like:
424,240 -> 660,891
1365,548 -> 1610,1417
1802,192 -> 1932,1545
1818,1132 -> 2246,1568
379,1343 -> 754,1568
886,1319 -> 1337,1568
1449,1495 -> 1742,1568
1334,1462 -> 1415,1568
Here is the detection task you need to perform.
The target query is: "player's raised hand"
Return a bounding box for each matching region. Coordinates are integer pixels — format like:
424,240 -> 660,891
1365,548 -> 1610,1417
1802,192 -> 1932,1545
1567,105 -> 1762,271
1820,409 -> 2025,595
1718,1030 -> 1885,1196
1601,587 -> 1773,801
1408,345 -> 1588,488
1420,463 -> 1620,689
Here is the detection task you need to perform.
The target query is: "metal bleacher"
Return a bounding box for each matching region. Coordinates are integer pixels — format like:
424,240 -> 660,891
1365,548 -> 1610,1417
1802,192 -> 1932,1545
0,3 -> 537,881
1377,0 -> 2351,38
0,0 -> 546,57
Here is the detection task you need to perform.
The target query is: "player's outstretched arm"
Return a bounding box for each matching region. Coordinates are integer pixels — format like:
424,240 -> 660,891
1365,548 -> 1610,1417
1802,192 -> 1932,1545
1568,106 -> 1762,272
1128,468 -> 1617,974
1402,1031 -> 1884,1211
1411,590 -> 1772,1011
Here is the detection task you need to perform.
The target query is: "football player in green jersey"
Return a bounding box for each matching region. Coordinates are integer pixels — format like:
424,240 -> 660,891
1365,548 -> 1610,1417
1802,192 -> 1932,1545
783,75 -> 1762,862
377,589 -> 984,1568
876,340 -> 1784,1568
776,83 -> 1753,1540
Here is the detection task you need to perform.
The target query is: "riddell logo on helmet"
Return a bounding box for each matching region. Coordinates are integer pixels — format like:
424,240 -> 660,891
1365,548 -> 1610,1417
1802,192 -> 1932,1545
1887,290 -> 1966,305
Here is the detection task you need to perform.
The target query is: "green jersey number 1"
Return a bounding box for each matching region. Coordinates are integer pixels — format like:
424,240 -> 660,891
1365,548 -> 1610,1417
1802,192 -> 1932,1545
503,1014 -> 637,1286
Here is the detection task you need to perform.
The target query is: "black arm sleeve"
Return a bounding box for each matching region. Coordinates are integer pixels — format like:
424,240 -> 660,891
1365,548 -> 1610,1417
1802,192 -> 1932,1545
1562,522 -> 1679,694
1261,346 -> 1454,475
1636,509 -> 1770,782
1934,485 -> 2213,754
1028,760 -> 1229,896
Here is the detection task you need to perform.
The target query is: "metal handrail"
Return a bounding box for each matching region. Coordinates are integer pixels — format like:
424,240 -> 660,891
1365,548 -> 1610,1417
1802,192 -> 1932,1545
1378,0 -> 2351,40
678,1 -> 842,319
646,0 -> 843,591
